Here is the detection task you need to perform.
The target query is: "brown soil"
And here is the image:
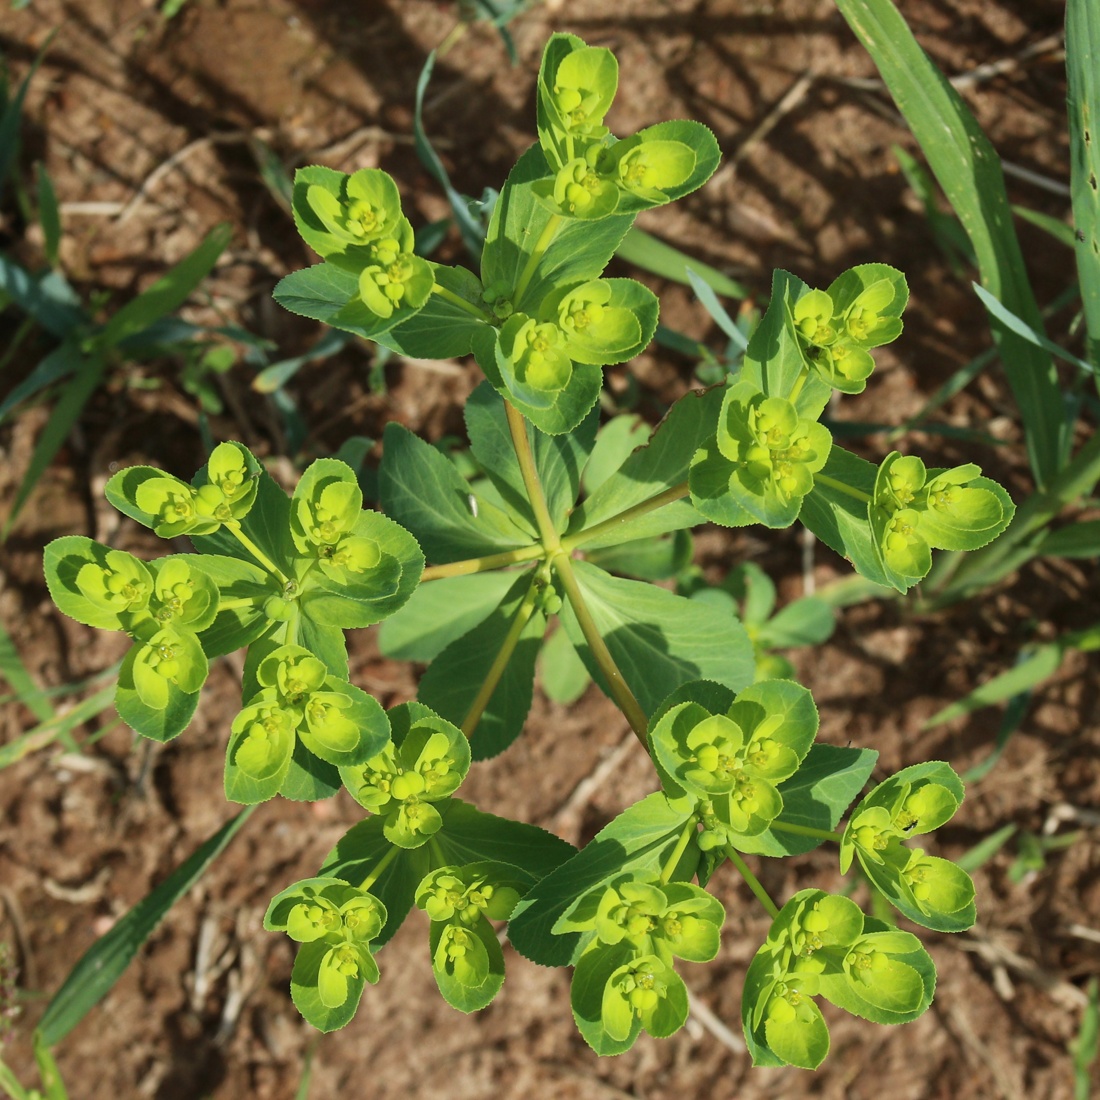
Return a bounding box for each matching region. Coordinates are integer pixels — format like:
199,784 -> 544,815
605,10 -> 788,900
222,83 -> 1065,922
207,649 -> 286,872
1,1 -> 1097,1098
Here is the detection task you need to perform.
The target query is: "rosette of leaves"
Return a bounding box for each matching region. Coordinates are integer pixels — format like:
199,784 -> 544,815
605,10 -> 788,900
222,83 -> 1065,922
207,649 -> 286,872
869,451 -> 1010,588
474,276 -> 658,435
43,538 -> 219,740
275,165 -> 434,340
340,701 -> 472,848
689,380 -> 832,528
741,889 -> 935,1069
839,761 -> 976,932
414,861 -> 529,1012
225,643 -> 390,803
264,878 -> 387,1032
649,679 -> 819,846
791,264 -> 908,394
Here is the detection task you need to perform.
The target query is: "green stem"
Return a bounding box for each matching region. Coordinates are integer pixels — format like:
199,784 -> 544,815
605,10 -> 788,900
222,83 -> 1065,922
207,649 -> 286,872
814,473 -> 872,505
421,544 -> 544,581
504,401 -> 560,551
562,481 -> 691,552
552,550 -> 649,745
769,821 -> 843,843
432,281 -> 492,322
226,522 -> 288,582
512,214 -> 562,306
358,844 -> 399,892
460,572 -> 542,737
724,845 -> 780,919
215,596 -> 259,612
787,365 -> 809,403
660,817 -> 699,884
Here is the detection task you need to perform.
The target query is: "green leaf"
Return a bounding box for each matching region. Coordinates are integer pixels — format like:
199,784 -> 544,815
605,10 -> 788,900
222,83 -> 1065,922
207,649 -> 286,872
417,571 -> 546,759
432,798 -> 575,877
481,144 -> 634,313
379,421 -> 532,564
465,380 -> 597,533
299,510 -> 424,630
37,808 -> 253,1045
616,226 -> 747,298
0,617 -> 51,722
414,51 -> 486,259
567,386 -> 723,549
35,162 -> 61,269
1035,519 -> 1100,558
538,625 -> 592,704
278,735 -> 343,803
179,554 -> 273,658
290,940 -> 365,1033
800,446 -> 898,590
319,816 -> 432,949
114,644 -> 200,743
379,571 -> 516,662
735,745 -> 878,857
429,916 -> 505,1013
560,561 -> 755,718
4,351 -> 108,540
274,263 -> 403,341
587,530 -> 693,582
582,414 -> 650,496
570,942 -> 642,1056
756,596 -> 835,649
922,643 -> 1062,728
378,264 -> 491,359
508,792 -> 692,967
834,0 -> 1066,485
99,225 -> 231,350
687,268 -> 748,351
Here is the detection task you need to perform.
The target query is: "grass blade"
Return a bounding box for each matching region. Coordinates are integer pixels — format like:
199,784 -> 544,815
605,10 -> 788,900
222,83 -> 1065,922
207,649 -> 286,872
414,52 -> 485,260
35,162 -> 61,269
956,823 -> 1017,873
0,618 -> 52,721
1067,0 -> 1100,369
36,807 -> 254,1046
3,351 -> 107,540
616,227 -> 748,298
834,0 -> 1067,486
686,268 -> 748,351
1072,979 -> 1099,1100
99,224 -> 231,349
0,683 -> 116,770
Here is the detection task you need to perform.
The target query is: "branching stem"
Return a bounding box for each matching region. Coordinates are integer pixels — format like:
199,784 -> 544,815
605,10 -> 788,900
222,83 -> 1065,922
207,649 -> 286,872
562,481 -> 691,551
512,214 -> 561,306
460,572 -> 542,737
421,544 -> 544,581
660,817 -> 699,884
226,522 -> 288,582
358,844 -> 399,892
552,551 -> 649,745
504,401 -> 560,550
813,473 -> 872,504
431,281 -> 491,322
724,845 -> 780,919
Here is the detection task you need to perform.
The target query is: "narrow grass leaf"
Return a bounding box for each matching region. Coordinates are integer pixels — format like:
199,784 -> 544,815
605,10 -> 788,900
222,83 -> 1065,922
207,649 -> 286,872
1067,0 -> 1100,369
35,163 -> 61,269
37,807 -> 254,1046
0,618 -> 52,721
616,227 -> 747,298
835,0 -> 1066,485
686,268 -> 748,351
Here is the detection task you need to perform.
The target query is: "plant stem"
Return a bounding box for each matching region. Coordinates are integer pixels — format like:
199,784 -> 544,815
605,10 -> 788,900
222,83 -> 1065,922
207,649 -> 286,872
421,544 -> 544,581
358,844 -> 399,892
787,365 -> 809,403
552,550 -> 649,745
724,845 -> 780,919
562,481 -> 691,551
769,821 -> 843,843
431,281 -> 491,322
504,401 -> 560,550
512,214 -> 561,306
813,473 -> 872,505
460,573 -> 542,737
226,522 -> 288,582
660,817 -> 699,884
215,596 -> 260,611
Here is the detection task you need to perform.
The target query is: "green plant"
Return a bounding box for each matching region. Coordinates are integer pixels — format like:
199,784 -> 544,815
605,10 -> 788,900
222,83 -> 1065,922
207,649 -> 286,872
38,32 -> 1017,1070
